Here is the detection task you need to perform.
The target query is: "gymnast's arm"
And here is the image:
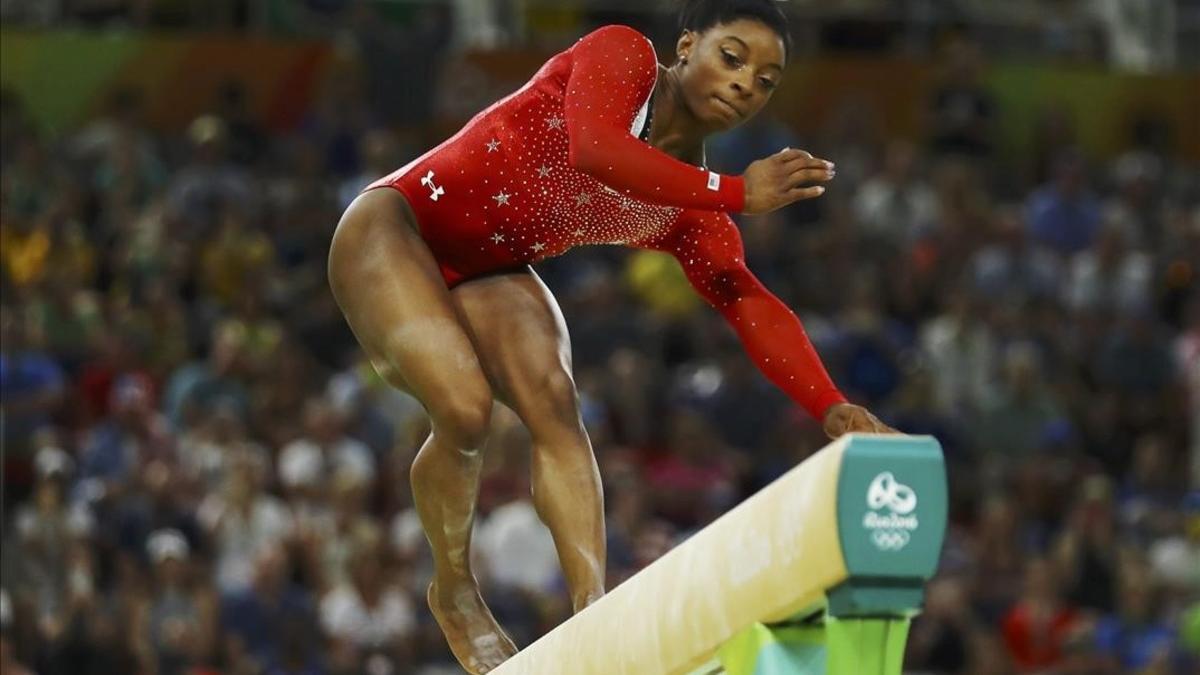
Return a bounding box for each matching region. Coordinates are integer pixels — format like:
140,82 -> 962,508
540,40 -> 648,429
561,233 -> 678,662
564,25 -> 745,212
650,211 -> 901,436
646,210 -> 850,423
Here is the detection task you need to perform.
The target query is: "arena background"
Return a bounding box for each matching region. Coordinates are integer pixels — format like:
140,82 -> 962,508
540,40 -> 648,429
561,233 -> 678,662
1,1 -> 1198,673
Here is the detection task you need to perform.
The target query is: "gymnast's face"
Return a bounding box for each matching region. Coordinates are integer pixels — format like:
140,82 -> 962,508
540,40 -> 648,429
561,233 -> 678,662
675,18 -> 786,132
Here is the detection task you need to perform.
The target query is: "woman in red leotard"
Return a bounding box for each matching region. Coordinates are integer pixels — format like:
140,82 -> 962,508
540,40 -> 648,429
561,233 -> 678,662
328,1 -> 897,671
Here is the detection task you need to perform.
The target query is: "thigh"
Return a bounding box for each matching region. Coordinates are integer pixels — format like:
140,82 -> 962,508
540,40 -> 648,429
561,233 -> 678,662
328,188 -> 490,407
450,269 -> 579,422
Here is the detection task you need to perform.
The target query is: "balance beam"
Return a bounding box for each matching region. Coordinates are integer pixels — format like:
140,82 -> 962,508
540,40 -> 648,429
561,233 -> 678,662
490,433 -> 947,675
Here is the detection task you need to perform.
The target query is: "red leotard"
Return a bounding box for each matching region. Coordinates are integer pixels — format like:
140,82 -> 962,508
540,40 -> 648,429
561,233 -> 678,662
368,25 -> 848,420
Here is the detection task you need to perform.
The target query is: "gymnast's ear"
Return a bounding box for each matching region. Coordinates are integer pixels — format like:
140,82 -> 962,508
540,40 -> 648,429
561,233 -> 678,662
675,29 -> 696,65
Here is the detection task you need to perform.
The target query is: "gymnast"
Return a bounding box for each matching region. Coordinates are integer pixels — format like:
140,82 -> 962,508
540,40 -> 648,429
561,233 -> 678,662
327,0 -> 897,671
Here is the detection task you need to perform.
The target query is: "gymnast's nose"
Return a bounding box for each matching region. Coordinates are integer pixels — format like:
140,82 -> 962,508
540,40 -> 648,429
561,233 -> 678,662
729,73 -> 753,100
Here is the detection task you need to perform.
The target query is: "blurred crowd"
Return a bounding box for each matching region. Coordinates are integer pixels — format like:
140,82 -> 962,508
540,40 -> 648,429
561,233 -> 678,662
2,11 -> 1199,675
2,0 -> 1197,72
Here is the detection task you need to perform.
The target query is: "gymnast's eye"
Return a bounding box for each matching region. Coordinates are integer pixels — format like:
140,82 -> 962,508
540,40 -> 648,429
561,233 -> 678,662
722,51 -> 742,68
759,77 -> 777,91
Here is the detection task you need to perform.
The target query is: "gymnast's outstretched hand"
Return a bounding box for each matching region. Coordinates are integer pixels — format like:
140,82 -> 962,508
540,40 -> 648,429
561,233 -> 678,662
742,148 -> 835,215
822,403 -> 900,440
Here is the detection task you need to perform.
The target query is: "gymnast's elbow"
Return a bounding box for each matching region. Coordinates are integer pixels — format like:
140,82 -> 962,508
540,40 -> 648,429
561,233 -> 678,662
687,267 -> 755,307
565,126 -> 612,176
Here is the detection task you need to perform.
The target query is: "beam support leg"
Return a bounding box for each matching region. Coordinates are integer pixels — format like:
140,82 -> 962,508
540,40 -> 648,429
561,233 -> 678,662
715,617 -> 910,675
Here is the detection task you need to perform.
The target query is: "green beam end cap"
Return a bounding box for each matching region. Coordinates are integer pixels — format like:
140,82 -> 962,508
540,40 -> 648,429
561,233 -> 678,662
835,434 -> 948,582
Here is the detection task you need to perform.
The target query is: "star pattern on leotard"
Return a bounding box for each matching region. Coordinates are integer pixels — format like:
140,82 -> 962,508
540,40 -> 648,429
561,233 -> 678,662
388,25 -> 684,271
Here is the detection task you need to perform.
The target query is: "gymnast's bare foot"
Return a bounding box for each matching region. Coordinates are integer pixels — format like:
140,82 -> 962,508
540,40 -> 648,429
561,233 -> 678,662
428,579 -> 519,674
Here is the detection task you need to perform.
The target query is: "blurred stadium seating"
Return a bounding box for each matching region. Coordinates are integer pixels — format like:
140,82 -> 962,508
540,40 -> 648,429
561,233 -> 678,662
1,2 -> 1197,674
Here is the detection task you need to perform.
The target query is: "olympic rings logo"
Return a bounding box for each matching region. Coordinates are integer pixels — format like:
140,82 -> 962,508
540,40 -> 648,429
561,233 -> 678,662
871,530 -> 911,551
866,472 -> 917,514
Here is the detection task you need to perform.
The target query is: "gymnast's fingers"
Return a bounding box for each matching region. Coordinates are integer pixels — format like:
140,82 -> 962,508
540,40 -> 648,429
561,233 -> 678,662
776,147 -> 813,162
787,164 -> 835,186
869,413 -> 902,435
784,185 -> 826,202
780,154 -> 829,172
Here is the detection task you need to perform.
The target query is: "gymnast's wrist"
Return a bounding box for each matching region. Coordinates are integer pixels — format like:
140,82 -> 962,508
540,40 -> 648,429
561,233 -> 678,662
815,391 -> 851,422
714,173 -> 744,212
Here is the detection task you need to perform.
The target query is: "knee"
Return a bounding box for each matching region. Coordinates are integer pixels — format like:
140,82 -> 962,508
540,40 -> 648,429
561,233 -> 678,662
430,392 -> 493,451
526,369 -> 584,435
541,369 -> 581,418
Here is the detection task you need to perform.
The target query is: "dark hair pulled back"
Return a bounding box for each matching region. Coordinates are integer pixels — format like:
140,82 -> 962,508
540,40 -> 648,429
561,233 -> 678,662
677,0 -> 792,61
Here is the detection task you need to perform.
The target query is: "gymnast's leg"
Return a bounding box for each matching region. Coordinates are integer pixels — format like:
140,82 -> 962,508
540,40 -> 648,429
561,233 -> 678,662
452,268 -> 606,613
327,188 -> 517,673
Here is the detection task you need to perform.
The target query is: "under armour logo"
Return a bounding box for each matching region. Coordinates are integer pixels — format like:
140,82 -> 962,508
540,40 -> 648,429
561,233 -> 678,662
867,472 -> 917,514
420,171 -> 445,201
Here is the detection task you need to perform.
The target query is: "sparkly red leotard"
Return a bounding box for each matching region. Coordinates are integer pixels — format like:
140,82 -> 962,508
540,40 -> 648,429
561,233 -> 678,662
368,24 -> 848,420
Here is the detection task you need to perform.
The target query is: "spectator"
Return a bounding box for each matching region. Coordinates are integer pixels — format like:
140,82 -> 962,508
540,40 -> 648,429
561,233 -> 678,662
0,305 -> 66,456
970,206 -> 1061,303
1054,476 -> 1122,614
337,128 -> 406,210
1147,491 -> 1200,597
11,447 -> 95,634
1103,150 -> 1165,247
130,529 -> 218,675
310,470 -> 377,590
970,495 -> 1029,620
219,545 -> 321,674
198,457 -> 293,593
642,407 -> 740,530
1027,151 -> 1103,256
853,140 -> 939,246
178,400 -> 269,492
1000,557 -> 1084,672
928,33 -> 996,159
975,341 -> 1066,461
162,322 -> 251,428
906,576 -> 976,673
1093,562 -> 1186,673
76,374 -> 173,499
919,287 -> 998,418
167,115 -> 255,234
278,396 -> 376,491
1173,296 -> 1200,488
319,531 -> 416,668
1064,221 -> 1153,315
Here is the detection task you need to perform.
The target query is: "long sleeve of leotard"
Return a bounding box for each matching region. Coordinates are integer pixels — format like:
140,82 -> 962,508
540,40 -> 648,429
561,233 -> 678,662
646,211 -> 848,421
564,25 -> 745,212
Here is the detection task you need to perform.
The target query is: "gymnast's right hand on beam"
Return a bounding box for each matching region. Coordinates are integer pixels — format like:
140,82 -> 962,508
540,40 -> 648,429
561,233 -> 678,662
741,148 -> 835,215
822,403 -> 901,440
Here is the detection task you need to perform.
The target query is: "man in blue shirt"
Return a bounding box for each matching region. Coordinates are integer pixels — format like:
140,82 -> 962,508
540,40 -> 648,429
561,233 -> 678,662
1026,152 -> 1102,256
220,545 -> 324,674
0,307 -> 64,457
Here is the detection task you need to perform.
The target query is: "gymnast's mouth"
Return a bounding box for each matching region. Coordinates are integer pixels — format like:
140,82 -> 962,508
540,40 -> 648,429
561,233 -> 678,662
712,96 -> 742,119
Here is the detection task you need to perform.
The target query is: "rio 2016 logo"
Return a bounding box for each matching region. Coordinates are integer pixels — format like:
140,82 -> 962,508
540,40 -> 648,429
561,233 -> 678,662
863,472 -> 919,551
